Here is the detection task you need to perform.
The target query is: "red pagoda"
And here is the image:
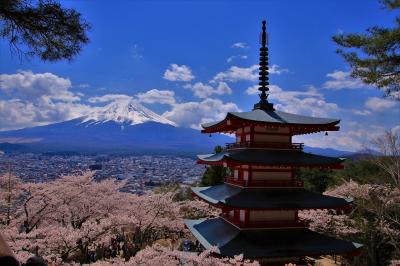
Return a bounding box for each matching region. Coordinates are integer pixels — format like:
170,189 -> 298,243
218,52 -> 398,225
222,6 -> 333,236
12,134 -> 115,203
185,21 -> 362,264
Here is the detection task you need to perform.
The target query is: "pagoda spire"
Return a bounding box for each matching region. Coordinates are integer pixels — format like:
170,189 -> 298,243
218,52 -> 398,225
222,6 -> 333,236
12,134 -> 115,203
253,20 -> 274,111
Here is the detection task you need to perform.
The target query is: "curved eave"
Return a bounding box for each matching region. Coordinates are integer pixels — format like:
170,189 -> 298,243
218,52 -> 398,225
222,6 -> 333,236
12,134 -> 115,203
191,184 -> 353,210
201,112 -> 340,135
197,151 -> 345,169
185,218 -> 362,259
197,158 -> 344,169
192,186 -> 219,205
184,219 -> 222,252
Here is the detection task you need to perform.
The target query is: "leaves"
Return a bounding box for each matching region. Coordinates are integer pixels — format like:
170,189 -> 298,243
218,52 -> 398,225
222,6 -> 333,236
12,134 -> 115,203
0,0 -> 90,61
332,3 -> 400,98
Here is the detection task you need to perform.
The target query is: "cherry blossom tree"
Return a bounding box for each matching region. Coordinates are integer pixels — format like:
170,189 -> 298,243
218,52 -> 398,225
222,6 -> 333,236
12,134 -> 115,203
0,172 -> 225,265
371,130 -> 400,186
0,171 -> 22,225
300,180 -> 400,265
88,244 -> 259,266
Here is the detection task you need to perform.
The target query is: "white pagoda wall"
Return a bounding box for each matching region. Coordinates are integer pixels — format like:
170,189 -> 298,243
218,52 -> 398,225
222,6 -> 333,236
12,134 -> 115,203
253,134 -> 290,143
252,171 -> 292,181
249,210 -> 295,222
235,126 -> 292,144
254,125 -> 290,134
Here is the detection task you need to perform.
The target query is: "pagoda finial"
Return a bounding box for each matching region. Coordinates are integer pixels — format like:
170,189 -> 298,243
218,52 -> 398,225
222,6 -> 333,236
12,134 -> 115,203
253,20 -> 274,111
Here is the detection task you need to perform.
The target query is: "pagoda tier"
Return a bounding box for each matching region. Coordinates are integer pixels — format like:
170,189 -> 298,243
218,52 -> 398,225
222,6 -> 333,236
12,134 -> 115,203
201,109 -> 340,135
192,184 -> 352,210
197,149 -> 344,169
184,218 -> 362,259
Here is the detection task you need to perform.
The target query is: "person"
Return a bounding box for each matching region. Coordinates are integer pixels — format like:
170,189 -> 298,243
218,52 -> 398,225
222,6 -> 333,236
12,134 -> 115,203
0,233 -> 48,266
25,256 -> 47,266
0,233 -> 19,266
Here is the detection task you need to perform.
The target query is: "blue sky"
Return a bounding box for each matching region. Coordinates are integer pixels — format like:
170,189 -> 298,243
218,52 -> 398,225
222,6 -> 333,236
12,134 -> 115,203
0,0 -> 399,151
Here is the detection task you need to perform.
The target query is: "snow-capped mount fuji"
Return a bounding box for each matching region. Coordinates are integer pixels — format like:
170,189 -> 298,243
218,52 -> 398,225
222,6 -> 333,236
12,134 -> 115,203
0,100 -> 230,154
81,100 -> 177,127
0,100 -> 353,156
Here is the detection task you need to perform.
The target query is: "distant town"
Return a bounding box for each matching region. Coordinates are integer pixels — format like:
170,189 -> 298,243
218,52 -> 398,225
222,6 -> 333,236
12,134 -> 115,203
0,153 -> 204,194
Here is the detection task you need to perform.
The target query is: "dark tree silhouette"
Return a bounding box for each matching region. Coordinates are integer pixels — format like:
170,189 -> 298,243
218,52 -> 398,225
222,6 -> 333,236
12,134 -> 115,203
0,0 -> 90,61
332,0 -> 400,99
201,145 -> 228,186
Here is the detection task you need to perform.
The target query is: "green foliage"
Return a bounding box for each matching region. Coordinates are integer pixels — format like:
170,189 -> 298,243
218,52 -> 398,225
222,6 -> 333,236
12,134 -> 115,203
300,155 -> 400,265
0,0 -> 90,61
381,0 -> 400,9
154,183 -> 193,201
154,183 -> 180,194
200,145 -> 228,186
332,0 -> 400,98
333,158 -> 394,185
201,166 -> 227,186
298,158 -> 394,193
343,188 -> 399,266
296,168 -> 334,193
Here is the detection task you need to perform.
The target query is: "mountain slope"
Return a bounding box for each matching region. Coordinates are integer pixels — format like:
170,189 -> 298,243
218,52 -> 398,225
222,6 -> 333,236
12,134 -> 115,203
0,100 -> 230,154
303,146 -> 354,157
81,100 -> 176,126
0,99 -> 354,156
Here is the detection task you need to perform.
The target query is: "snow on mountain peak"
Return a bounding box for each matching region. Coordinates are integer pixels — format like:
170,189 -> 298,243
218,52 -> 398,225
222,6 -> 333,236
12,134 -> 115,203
81,99 -> 177,126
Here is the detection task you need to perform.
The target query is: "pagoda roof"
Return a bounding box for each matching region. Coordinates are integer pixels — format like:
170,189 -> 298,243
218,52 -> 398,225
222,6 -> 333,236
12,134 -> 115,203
201,109 -> 340,134
185,218 -> 362,259
198,149 -> 344,168
192,184 -> 352,210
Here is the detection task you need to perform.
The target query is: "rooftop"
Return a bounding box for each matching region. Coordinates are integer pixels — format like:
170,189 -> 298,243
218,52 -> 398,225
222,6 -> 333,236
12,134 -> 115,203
197,149 -> 344,168
185,218 -> 362,258
192,183 -> 352,210
201,109 -> 340,134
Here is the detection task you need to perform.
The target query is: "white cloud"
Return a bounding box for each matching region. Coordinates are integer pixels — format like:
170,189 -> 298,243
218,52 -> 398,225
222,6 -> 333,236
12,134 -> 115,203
323,70 -> 366,90
226,55 -> 248,63
247,84 -> 338,117
78,83 -> 90,88
269,64 -> 289,75
352,109 -> 372,116
136,89 -> 176,105
231,42 -> 248,49
0,71 -> 91,130
0,70 -> 238,131
0,98 -> 93,131
163,64 -> 194,82
215,82 -> 232,95
212,65 -> 259,83
389,90 -> 400,100
245,84 -> 259,95
88,94 -> 133,103
295,122 -> 391,152
163,98 -> 240,129
213,64 -> 288,83
0,70 -> 80,102
365,97 -> 397,112
392,125 -> 400,135
185,82 -> 232,98
0,70 -> 236,132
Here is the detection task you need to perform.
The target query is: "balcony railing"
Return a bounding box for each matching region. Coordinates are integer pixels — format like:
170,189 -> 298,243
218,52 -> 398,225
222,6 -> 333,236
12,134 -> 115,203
225,177 -> 304,187
226,141 -> 304,150
220,214 -> 308,229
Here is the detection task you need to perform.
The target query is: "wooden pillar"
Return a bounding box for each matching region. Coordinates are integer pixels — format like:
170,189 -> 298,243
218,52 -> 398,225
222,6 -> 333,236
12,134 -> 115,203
250,125 -> 254,145
234,209 -> 240,220
245,209 -> 250,227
